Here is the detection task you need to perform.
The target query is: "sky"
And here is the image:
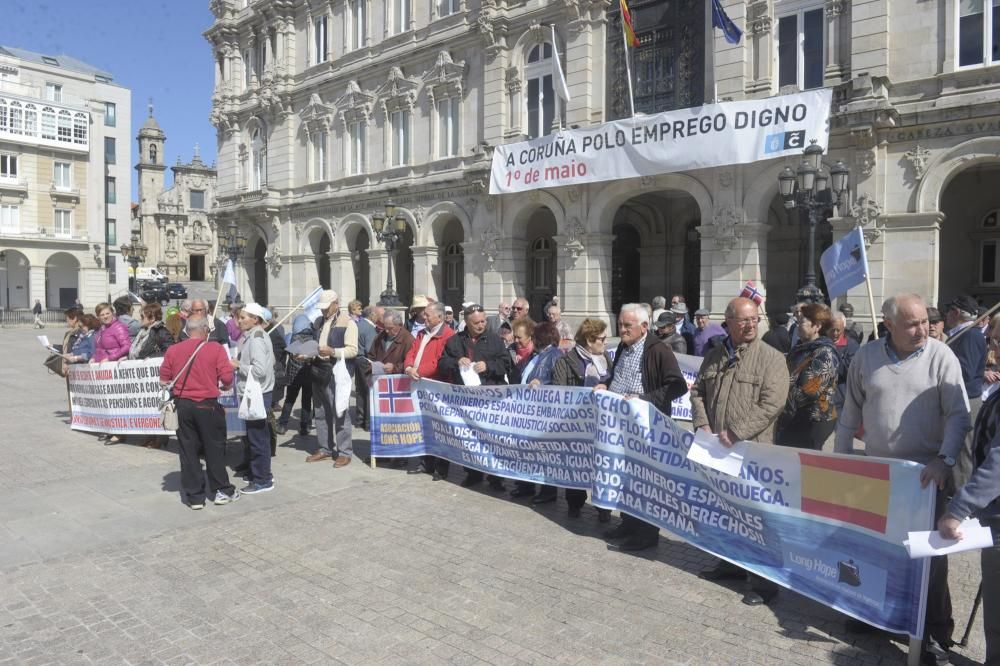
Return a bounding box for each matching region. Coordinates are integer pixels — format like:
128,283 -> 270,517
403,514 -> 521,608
0,0 -> 218,200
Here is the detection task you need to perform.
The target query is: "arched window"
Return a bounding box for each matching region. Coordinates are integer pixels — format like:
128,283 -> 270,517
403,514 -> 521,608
149,143 -> 158,164
73,112 -> 87,144
0,98 -> 7,132
56,110 -> 72,142
980,209 -> 1000,285
23,104 -> 36,136
40,106 -> 56,140
444,242 -> 462,290
525,43 -> 557,139
251,127 -> 266,189
8,101 -> 22,134
531,236 -> 553,289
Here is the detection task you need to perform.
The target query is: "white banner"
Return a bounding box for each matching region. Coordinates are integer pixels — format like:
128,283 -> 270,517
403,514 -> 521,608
489,89 -> 833,194
670,352 -> 704,421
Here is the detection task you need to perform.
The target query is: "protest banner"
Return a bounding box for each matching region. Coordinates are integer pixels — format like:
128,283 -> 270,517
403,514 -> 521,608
671,353 -> 702,421
67,359 -> 245,436
489,89 -> 832,194
371,377 -> 934,637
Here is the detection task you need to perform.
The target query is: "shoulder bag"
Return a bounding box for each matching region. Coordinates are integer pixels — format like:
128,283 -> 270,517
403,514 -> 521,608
159,342 -> 207,431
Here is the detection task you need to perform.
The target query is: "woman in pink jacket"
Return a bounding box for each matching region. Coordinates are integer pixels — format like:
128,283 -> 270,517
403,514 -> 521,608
92,302 -> 132,363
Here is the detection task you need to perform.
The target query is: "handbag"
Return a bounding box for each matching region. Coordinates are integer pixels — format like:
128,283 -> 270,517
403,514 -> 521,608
238,372 -> 267,420
43,353 -> 67,377
159,342 -> 207,431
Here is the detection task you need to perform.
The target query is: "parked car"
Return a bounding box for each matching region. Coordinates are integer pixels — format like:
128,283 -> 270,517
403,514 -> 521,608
138,281 -> 167,303
165,283 -> 188,299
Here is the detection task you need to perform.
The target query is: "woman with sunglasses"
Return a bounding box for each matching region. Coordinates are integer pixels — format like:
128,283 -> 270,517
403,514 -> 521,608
550,318 -> 613,521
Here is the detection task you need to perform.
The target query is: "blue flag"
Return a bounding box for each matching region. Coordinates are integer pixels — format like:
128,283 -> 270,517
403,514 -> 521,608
820,227 -> 868,299
712,0 -> 743,45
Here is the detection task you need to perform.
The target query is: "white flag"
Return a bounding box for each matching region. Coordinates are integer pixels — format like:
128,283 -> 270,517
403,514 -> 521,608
298,286 -> 324,321
551,26 -> 571,103
221,260 -> 239,303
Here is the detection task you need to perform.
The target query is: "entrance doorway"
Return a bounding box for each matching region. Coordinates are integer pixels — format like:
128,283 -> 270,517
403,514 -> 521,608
611,224 -> 640,313
189,255 -> 205,281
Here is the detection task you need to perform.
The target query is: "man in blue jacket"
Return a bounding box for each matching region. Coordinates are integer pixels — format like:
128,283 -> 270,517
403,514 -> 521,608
946,295 -> 988,487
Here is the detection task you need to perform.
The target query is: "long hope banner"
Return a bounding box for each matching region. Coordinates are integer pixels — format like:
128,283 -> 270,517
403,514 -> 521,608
489,89 -> 832,194
68,359 -> 244,436
371,376 -> 933,637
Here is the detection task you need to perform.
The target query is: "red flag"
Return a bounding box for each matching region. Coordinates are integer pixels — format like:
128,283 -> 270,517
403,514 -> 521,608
739,280 -> 765,305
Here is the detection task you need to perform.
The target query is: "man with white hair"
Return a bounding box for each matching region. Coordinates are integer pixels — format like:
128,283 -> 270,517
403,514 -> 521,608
601,303 -> 687,552
835,293 -> 970,664
179,299 -> 229,345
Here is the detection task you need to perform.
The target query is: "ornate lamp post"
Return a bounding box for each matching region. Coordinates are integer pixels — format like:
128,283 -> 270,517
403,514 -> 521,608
778,140 -> 850,304
119,228 -> 148,293
217,219 -> 248,264
371,199 -> 408,307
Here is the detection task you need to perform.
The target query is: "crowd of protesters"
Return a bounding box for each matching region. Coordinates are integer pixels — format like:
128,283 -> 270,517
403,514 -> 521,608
46,284 -> 999,664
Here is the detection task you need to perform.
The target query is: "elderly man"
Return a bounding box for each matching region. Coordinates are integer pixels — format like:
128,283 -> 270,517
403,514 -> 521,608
946,295 -> 988,488
404,302 -> 455,475
160,316 -> 237,509
544,299 -> 574,348
180,299 -> 229,345
691,297 -> 790,606
692,308 -> 726,357
653,311 -> 687,354
601,303 -> 688,552
408,295 -> 429,336
485,301 -> 511,336
353,305 -> 380,431
307,290 -> 359,468
835,294 -> 970,664
651,295 -> 667,323
370,310 -> 414,374
827,311 -> 859,415
927,306 -> 947,342
839,302 -> 864,344
440,303 -> 512,488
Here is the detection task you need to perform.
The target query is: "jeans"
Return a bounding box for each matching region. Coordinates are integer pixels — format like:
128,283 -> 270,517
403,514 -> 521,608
245,391 -> 273,485
312,377 -> 353,458
278,370 -> 312,428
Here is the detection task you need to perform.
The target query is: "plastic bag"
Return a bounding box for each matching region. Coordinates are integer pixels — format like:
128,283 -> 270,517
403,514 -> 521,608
333,351 -> 351,417
239,372 -> 267,420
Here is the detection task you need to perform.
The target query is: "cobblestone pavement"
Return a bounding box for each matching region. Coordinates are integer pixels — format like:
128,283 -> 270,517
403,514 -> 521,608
0,328 -> 987,665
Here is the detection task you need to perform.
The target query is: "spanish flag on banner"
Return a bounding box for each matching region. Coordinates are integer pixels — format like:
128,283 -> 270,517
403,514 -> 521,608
798,453 -> 891,533
620,0 -> 640,47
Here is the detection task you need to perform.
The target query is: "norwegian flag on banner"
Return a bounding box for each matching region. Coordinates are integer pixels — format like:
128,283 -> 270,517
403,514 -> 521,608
377,376 -> 416,415
739,280 -> 765,305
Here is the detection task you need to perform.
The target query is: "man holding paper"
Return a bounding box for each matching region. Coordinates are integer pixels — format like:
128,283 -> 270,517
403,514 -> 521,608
690,296 -> 789,606
439,303 -> 512,489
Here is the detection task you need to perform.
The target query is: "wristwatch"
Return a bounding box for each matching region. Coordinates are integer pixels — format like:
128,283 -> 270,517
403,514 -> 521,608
937,454 -> 956,467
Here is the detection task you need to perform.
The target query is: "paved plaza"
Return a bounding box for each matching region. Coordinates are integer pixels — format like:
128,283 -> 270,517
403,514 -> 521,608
0,328 -> 988,665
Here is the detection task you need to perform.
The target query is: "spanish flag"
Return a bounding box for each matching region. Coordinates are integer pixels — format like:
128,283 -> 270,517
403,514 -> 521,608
620,0 -> 640,48
798,453 -> 891,533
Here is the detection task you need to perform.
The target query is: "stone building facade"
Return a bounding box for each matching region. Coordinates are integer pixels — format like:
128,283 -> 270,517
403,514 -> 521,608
135,110 -> 219,283
204,0 -> 1000,326
0,46 -> 130,310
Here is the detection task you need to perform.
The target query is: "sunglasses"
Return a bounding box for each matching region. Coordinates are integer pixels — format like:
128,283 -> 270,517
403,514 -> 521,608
464,304 -> 485,316
511,305 -> 526,311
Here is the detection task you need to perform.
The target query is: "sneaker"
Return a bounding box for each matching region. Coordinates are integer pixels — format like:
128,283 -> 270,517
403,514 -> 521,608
241,481 -> 274,494
189,502 -> 204,510
213,489 -> 241,505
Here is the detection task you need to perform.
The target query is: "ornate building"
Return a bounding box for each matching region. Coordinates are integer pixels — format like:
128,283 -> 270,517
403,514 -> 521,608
204,0 -> 1000,325
135,108 -> 219,282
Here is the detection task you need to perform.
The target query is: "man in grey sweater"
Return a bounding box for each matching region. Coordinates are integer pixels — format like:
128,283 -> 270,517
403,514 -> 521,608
835,293 -> 971,665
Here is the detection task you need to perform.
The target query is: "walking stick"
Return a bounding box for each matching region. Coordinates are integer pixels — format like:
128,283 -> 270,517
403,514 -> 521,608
957,582 -> 983,647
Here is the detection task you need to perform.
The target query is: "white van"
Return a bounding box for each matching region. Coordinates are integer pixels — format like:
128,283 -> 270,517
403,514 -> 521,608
132,267 -> 168,283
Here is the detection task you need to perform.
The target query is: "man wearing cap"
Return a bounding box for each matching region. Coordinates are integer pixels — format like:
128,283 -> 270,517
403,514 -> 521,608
928,307 -> 947,342
443,305 -> 458,331
671,302 -> 696,353
654,311 -> 688,355
409,296 -> 429,336
307,290 -> 359,467
947,294 -> 988,487
692,308 -> 726,357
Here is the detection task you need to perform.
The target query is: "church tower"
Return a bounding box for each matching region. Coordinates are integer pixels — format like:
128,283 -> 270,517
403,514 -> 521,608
136,101 -> 166,215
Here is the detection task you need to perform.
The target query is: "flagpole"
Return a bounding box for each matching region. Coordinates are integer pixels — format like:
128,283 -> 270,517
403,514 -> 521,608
865,276 -> 880,340
273,287 -> 323,329
620,15 -> 635,117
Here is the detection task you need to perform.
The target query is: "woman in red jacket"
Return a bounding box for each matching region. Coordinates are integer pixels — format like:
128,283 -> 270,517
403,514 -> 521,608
92,302 -> 133,444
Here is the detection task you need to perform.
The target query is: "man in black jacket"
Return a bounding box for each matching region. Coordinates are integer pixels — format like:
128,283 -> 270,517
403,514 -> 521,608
439,304 -> 513,489
602,303 -> 688,551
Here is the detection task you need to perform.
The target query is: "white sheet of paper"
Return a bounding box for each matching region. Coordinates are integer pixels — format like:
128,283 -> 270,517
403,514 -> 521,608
37,335 -> 51,348
460,365 -> 481,386
686,429 -> 747,477
369,361 -> 385,376
904,519 -> 995,559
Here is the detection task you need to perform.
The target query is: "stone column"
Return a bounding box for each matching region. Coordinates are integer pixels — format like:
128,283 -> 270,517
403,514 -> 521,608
824,0 -> 847,83
564,16 -> 602,127
366,248 -> 389,305
410,246 -> 440,301
29,265 -> 46,309
460,240 -> 484,304
328,251 -> 355,303
576,232 -> 615,327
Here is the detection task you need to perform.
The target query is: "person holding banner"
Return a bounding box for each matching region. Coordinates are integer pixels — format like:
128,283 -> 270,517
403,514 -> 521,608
553,318 -> 615,521
128,303 -> 176,450
159,316 -> 237,510
404,301 -> 454,476
775,303 -> 840,451
691,296 -> 790,606
62,314 -> 98,365
440,303 -> 513,490
308,290 -> 359,468
601,303 -> 688,551
835,294 -> 970,663
233,303 -> 276,493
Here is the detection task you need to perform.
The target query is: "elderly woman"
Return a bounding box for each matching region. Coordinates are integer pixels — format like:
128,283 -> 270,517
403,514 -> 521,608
226,303 -> 243,345
515,321 -> 567,504
129,303 -> 175,449
92,302 -> 131,363
775,303 -> 840,450
232,302 -> 276,494
62,314 -> 99,365
348,299 -> 364,322
551,318 -> 614,520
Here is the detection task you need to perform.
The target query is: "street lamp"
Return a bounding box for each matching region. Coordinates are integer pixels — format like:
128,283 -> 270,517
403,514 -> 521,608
371,199 -> 408,307
778,140 -> 850,304
119,228 -> 148,294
